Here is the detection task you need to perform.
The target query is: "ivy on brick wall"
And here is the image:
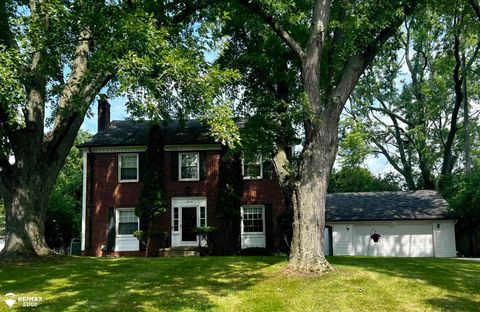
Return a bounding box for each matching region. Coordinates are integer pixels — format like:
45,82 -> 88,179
216,147 -> 243,255
135,123 -> 167,256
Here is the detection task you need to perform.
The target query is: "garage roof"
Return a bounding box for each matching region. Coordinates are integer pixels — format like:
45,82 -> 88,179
326,190 -> 453,222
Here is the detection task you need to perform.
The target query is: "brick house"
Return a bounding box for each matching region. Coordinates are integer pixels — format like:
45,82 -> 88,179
78,99 -> 286,256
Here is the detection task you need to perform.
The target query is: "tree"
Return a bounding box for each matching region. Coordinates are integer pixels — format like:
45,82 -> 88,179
218,0 -> 418,273
46,130 -> 91,253
345,1 -> 480,191
0,0 -> 215,259
0,201 -> 4,240
329,167 -> 401,193
135,124 -> 167,257
216,147 -> 243,255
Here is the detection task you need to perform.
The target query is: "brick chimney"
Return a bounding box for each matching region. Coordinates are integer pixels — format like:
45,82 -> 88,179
97,94 -> 110,132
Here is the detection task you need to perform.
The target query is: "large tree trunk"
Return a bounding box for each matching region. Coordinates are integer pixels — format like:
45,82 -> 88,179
287,118 -> 336,273
0,174 -> 56,259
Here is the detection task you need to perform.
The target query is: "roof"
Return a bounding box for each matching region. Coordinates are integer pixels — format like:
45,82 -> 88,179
326,190 -> 453,222
78,119 -> 217,147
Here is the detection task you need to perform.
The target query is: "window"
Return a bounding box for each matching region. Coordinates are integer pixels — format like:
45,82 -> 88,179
242,206 -> 264,233
118,154 -> 139,182
117,209 -> 139,236
173,207 -> 179,232
242,153 -> 263,179
200,206 -> 206,227
179,153 -> 199,181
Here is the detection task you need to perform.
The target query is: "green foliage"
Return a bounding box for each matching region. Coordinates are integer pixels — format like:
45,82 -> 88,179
444,168 -> 480,229
216,148 -> 243,254
339,117 -> 372,167
193,226 -> 219,236
328,167 -> 401,193
136,124 -> 167,219
133,230 -> 169,248
216,149 -> 243,222
46,130 -> 91,251
348,1 -> 480,189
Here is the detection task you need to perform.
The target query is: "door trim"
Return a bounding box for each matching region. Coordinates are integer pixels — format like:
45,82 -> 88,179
171,197 -> 207,247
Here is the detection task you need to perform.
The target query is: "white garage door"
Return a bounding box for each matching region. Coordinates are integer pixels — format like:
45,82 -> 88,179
353,223 -> 434,257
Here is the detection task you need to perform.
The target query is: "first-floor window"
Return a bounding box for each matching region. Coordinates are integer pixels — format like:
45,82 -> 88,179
117,209 -> 139,235
242,206 -> 264,233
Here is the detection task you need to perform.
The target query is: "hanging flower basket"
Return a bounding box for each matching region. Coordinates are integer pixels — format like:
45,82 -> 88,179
370,232 -> 381,243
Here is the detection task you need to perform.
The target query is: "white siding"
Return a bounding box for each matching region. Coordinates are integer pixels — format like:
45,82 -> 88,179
352,223 -> 433,257
241,234 -> 266,248
116,237 -> 139,252
332,224 -> 354,255
433,220 -> 457,257
329,220 -> 456,257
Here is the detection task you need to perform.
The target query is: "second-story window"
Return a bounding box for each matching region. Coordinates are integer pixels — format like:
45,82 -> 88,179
242,153 -> 263,180
179,152 -> 199,181
118,153 -> 139,182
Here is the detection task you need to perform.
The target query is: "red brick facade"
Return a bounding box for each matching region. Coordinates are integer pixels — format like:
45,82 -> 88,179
83,149 -> 286,256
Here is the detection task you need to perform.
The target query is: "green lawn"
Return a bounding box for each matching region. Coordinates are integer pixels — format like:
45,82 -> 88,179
0,256 -> 478,311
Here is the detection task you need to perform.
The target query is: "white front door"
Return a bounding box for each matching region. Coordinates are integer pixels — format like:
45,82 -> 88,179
171,197 -> 207,247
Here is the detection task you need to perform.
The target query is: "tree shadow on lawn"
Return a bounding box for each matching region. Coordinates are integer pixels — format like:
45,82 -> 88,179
426,296 -> 480,312
0,256 -> 284,311
330,257 -> 480,310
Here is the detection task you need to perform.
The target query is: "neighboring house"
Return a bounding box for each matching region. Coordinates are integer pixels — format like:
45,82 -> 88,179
324,191 -> 457,257
79,99 -> 456,257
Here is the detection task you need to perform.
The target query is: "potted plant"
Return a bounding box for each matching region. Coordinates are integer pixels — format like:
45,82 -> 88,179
193,226 -> 218,256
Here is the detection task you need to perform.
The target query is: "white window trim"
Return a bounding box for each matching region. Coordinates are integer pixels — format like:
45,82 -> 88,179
118,153 -> 139,183
241,205 -> 266,235
115,207 -> 139,238
242,154 -> 263,180
172,206 -> 180,233
178,152 -> 200,181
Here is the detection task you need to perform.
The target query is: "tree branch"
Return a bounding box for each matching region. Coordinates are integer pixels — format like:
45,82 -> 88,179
236,0 -> 305,61
368,106 -> 414,127
469,0 -> 480,20
329,1 -> 416,118
46,29 -> 112,162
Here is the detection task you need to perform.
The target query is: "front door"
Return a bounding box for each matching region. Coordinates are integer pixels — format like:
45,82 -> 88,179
171,197 -> 207,247
181,207 -> 197,242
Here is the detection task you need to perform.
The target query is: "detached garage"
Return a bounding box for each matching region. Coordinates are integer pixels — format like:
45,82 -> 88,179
324,190 -> 456,257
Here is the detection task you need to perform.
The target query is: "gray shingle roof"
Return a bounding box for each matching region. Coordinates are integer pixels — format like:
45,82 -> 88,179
78,119 -> 217,147
326,190 -> 453,221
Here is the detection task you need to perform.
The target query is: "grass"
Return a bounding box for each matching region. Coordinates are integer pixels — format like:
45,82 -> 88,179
0,256 -> 478,311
